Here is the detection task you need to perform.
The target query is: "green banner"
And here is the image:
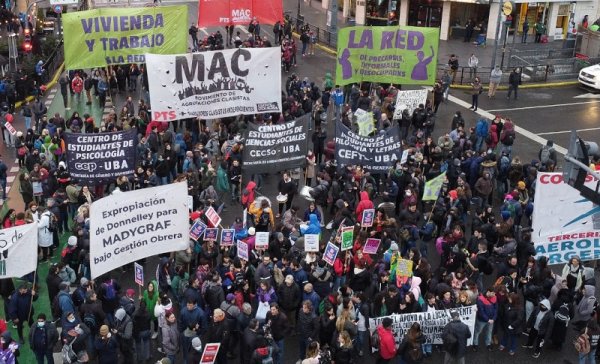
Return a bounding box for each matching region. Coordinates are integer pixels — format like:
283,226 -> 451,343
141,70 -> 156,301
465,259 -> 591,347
336,26 -> 439,86
63,5 -> 188,69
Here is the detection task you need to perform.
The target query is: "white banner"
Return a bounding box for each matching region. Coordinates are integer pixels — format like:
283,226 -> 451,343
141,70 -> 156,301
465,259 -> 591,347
369,305 -> 476,348
532,173 -> 600,265
89,182 -> 189,278
0,224 -> 38,278
393,89 -> 428,120
146,48 -> 282,121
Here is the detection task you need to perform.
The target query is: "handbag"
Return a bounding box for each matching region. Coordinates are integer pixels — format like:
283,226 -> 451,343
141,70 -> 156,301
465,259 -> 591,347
255,301 -> 270,321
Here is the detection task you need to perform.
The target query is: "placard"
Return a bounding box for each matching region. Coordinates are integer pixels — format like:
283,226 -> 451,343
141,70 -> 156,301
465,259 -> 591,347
362,238 -> 381,255
65,129 -> 137,185
304,234 -> 319,252
190,219 -> 207,241
323,242 -> 340,266
397,258 -> 413,277
237,240 -> 249,261
335,123 -> 402,172
198,0 -> 282,26
255,232 -> 270,249
200,342 -> 221,364
4,122 -> 16,136
204,228 -> 219,241
243,115 -> 309,173
361,208 -> 375,227
0,223 -> 38,278
220,229 -> 235,246
392,89 -> 428,119
341,226 -> 354,251
89,182 -> 189,279
146,48 -> 282,121
204,206 -> 222,228
134,262 -> 144,286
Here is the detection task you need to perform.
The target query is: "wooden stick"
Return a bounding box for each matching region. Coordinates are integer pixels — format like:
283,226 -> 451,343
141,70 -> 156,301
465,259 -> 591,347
28,269 -> 37,321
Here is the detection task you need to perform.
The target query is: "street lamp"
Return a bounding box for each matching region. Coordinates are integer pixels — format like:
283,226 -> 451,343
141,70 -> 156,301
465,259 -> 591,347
491,0 -> 514,69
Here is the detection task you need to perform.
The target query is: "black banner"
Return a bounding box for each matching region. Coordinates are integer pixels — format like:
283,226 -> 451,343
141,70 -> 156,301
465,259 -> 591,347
242,115 -> 309,173
65,128 -> 137,185
335,123 -> 402,172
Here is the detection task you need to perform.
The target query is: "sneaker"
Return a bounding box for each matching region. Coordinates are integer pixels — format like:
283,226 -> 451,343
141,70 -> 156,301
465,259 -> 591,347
509,351 -> 515,356
498,345 -> 505,351
151,331 -> 158,339
487,345 -> 493,351
522,344 -> 533,349
157,347 -> 164,353
358,350 -> 363,357
532,352 -> 540,358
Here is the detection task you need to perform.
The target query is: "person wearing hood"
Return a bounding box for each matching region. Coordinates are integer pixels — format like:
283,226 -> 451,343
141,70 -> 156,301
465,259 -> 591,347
573,285 -> 597,331
199,185 -> 219,210
0,330 -> 19,364
561,256 -> 583,292
142,279 -> 160,339
355,191 -> 374,224
524,298 -> 554,359
112,307 -> 133,362
240,180 -> 256,209
215,162 -> 230,206
472,288 -> 497,351
300,213 -> 321,236
30,313 -> 57,364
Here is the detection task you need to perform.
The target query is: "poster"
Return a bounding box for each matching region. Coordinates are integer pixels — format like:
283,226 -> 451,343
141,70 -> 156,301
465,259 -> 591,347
362,208 -> 375,227
0,224 -> 38,278
323,242 -> 340,265
304,234 -> 319,252
220,229 -> 235,246
532,173 -> 600,265
242,115 -> 309,173
204,228 -> 219,241
397,258 -> 413,277
237,240 -> 249,261
336,26 -> 440,86
392,89 -> 429,119
89,182 -> 189,278
363,238 -> 381,255
341,226 -> 354,251
134,262 -> 144,286
63,6 -> 187,69
255,232 -> 269,249
198,0 -> 282,27
146,48 -> 281,121
190,219 -> 207,241
369,305 -> 476,348
200,342 -> 221,364
65,129 -> 137,185
355,108 -> 374,136
422,172 -> 446,201
335,123 -> 402,172
205,206 -> 222,227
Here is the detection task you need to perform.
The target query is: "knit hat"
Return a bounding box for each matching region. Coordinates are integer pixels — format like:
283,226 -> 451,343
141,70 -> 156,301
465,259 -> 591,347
285,274 -> 294,284
67,236 -> 78,246
226,293 -> 235,301
126,289 -> 136,297
99,325 -> 109,336
448,190 -> 458,200
115,308 -> 126,321
390,242 -> 399,251
192,337 -> 202,351
80,277 -> 89,287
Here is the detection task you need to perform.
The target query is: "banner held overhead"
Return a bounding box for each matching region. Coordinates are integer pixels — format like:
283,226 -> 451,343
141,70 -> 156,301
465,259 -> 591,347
335,123 -> 402,172
336,26 -> 439,86
89,182 -> 189,279
198,0 -> 283,27
0,224 -> 39,278
146,48 -> 282,121
63,6 -> 188,69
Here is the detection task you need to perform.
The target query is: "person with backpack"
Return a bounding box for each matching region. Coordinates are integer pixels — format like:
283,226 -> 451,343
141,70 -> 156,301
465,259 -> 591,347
538,140 -> 557,171
37,207 -> 54,261
397,322 -> 425,363
499,119 -> 516,154
442,310 -> 471,364
374,317 -> 397,363
523,299 -> 554,358
95,325 -> 119,364
29,313 -> 58,364
98,275 -> 120,326
573,285 -> 597,332
113,308 -> 134,363
55,282 -> 75,321
578,316 -> 600,363
250,335 -> 276,364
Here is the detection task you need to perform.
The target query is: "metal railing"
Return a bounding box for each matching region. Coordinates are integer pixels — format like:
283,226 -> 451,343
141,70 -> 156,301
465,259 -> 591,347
287,15 -> 337,49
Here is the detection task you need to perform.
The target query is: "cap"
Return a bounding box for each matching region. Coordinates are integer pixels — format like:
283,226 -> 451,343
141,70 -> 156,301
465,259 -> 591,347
80,277 -> 89,287
99,325 -> 109,336
192,337 -> 202,351
248,227 -> 256,236
390,242 -> 399,252
126,288 -> 136,297
67,236 -> 78,247
226,293 -> 235,301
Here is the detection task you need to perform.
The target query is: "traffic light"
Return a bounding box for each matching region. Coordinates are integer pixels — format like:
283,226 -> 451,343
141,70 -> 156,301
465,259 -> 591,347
22,40 -> 32,52
23,26 -> 32,52
563,130 -> 600,204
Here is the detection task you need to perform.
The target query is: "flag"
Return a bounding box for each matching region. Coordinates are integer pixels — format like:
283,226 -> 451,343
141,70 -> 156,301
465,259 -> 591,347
422,172 -> 447,201
0,223 -> 38,278
355,108 -> 374,136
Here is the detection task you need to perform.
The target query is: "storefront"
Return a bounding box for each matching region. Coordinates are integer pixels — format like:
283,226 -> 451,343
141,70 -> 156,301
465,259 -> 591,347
407,0 -> 444,27
447,0 -> 491,39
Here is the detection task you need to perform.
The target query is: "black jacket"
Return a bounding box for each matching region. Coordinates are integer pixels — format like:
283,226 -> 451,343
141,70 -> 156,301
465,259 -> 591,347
526,308 -> 555,338
443,320 -> 471,358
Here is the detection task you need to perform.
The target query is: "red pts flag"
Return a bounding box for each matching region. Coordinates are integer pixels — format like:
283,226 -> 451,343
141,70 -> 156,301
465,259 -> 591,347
198,0 -> 283,27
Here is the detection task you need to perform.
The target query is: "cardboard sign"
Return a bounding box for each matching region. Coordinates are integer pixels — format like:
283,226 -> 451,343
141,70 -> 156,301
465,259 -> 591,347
341,226 -> 354,251
4,122 -> 16,136
134,262 -> 144,286
363,238 -> 381,255
304,234 -> 319,252
220,229 -> 235,246
204,206 -> 222,227
200,342 -> 221,364
204,228 -> 219,241
362,209 -> 375,227
190,219 -> 207,241
255,232 -> 269,249
237,240 -> 249,261
323,242 -> 340,266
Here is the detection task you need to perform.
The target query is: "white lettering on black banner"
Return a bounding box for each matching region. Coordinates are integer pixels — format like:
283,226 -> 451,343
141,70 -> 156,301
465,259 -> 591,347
335,123 -> 402,172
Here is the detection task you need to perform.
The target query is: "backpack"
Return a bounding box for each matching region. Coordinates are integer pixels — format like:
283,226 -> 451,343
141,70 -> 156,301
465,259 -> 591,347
575,331 -> 591,354
540,145 -> 551,164
44,211 -> 58,232
555,302 -> 570,326
479,256 -> 494,275
260,347 -> 274,364
51,294 -> 61,319
83,312 -> 97,333
442,328 -> 458,353
408,341 -> 423,361
370,328 -> 381,349
103,279 -> 116,300
61,339 -> 78,364
257,210 -> 270,227
178,277 -> 190,298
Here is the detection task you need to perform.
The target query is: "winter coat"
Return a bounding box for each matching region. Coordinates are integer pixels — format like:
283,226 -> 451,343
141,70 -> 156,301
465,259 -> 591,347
378,325 -> 397,359
574,285 -> 597,323
277,283 -> 301,311
94,335 -> 119,364
503,304 -> 523,333
37,210 -> 53,247
355,191 -> 374,223
443,320 -> 471,358
161,321 -> 179,355
29,321 -> 58,352
142,280 -> 160,319
8,289 -> 37,320
476,293 -> 497,322
297,310 -> 319,339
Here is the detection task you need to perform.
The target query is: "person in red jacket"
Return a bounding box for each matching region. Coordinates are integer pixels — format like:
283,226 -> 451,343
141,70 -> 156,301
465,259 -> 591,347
378,317 -> 397,363
355,191 -> 374,224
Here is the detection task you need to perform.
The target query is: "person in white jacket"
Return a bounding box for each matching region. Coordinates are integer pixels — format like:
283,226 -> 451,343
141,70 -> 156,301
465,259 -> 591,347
488,65 -> 503,98
468,53 -> 479,79
37,208 -> 54,261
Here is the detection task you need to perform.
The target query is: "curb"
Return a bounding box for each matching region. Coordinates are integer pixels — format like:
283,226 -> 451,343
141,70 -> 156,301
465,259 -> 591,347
292,31 -> 337,56
13,62 -> 65,110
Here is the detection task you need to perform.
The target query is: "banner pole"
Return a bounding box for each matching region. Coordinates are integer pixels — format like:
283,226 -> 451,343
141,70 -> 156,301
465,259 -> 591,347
28,268 -> 37,321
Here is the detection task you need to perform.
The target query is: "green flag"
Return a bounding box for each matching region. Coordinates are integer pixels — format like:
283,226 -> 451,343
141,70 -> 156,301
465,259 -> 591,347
355,109 -> 374,136
422,172 -> 446,201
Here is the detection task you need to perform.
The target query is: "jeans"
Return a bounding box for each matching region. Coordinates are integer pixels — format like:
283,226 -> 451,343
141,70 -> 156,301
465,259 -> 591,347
471,94 -> 479,110
334,104 -> 343,121
473,320 -> 493,346
580,348 -> 597,364
34,350 -> 55,364
25,116 -> 31,130
299,337 -> 309,359
274,339 -> 284,364
525,300 -> 535,322
500,331 -> 517,352
507,85 -> 518,99
135,330 -> 151,361
423,343 -> 432,355
356,330 -> 366,353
